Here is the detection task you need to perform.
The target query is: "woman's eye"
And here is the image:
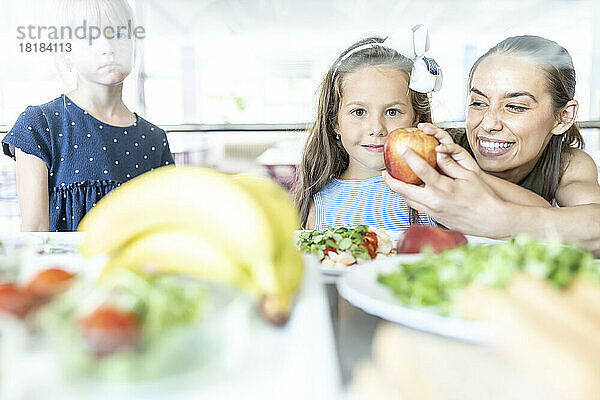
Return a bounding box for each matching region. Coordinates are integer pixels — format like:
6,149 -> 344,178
351,109 -> 366,117
386,109 -> 402,117
507,104 -> 528,112
469,101 -> 486,108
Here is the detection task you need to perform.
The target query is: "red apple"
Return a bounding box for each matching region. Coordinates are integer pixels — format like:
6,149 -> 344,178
384,128 -> 439,185
397,225 -> 467,254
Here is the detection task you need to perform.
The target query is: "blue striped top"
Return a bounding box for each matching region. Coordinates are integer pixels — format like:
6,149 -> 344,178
313,175 -> 436,232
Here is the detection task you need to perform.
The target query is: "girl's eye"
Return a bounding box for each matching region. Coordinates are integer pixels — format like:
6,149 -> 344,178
507,104 -> 528,112
351,109 -> 366,117
386,109 -> 402,117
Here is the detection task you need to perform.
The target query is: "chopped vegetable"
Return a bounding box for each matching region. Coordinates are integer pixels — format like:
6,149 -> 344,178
26,268 -> 76,300
36,268 -> 208,380
79,306 -> 141,356
297,225 -> 373,261
378,236 -> 596,316
0,283 -> 36,318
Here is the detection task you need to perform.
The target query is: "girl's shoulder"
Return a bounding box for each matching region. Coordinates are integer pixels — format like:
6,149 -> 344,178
11,96 -> 64,124
134,116 -> 166,135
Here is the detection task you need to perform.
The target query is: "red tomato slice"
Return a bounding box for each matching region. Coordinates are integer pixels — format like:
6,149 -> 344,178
26,268 -> 75,300
79,306 -> 141,356
0,283 -> 36,318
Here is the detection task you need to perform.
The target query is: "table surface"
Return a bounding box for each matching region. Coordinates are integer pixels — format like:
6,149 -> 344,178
325,283 -> 383,385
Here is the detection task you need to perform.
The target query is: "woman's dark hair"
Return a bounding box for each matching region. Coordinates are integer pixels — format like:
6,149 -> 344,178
293,37 -> 433,228
464,35 -> 584,203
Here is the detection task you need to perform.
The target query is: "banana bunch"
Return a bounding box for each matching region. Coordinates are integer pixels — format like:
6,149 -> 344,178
78,166 -> 304,325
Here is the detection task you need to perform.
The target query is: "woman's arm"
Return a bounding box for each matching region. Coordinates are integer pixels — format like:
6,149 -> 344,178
383,143 -> 600,256
15,149 -> 49,231
525,148 -> 600,254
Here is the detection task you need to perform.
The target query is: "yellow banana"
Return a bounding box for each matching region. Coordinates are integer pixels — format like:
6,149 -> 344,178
233,175 -> 304,324
98,228 -> 256,293
80,167 -> 304,325
233,174 -> 300,251
78,167 -> 275,268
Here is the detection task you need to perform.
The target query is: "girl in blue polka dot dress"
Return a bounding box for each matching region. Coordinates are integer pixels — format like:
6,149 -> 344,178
1,0 -> 174,232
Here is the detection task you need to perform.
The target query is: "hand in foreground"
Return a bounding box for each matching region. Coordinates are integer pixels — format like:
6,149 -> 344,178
417,122 -> 481,174
382,138 -> 509,238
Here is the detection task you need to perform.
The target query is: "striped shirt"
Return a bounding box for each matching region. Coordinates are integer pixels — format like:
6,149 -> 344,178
313,175 -> 436,232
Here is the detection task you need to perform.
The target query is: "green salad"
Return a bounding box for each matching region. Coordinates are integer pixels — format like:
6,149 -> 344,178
378,236 -> 598,316
37,268 -> 211,381
297,225 -> 372,261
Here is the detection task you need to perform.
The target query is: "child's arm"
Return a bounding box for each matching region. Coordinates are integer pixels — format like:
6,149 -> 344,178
15,149 -> 49,231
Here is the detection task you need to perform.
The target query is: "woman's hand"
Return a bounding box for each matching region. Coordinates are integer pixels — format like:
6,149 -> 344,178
382,144 -> 512,238
417,123 -> 552,209
417,122 -> 482,175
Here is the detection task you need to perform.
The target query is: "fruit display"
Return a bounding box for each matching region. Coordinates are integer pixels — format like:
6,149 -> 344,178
396,225 -> 467,254
297,225 -> 393,268
384,127 -> 439,185
78,166 -> 304,325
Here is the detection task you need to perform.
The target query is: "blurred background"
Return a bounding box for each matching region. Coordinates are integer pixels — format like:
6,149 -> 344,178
1,0 -> 600,231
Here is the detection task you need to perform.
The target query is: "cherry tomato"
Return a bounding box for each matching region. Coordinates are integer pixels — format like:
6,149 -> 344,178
26,268 -> 75,300
79,306 -> 141,356
0,283 -> 36,318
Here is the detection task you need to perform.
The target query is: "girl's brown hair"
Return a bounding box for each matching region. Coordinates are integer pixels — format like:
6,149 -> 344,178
293,37 -> 433,228
462,35 -> 584,203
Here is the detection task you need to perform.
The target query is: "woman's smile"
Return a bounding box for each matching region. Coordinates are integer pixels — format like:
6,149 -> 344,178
477,136 -> 516,157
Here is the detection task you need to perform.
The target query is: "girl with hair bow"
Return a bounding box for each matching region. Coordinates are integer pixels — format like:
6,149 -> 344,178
293,25 -> 442,231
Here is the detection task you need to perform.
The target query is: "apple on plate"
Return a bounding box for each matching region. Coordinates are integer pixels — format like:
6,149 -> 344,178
384,128 -> 439,185
397,225 -> 468,254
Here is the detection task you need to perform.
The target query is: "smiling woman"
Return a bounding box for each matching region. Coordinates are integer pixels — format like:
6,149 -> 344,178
462,36 -> 584,203
383,35 -> 600,255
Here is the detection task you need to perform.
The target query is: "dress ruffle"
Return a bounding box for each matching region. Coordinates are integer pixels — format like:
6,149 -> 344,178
50,180 -> 121,231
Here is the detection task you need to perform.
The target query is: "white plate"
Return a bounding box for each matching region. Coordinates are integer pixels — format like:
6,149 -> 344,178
319,253 -> 423,277
319,234 -> 501,278
337,255 -> 491,344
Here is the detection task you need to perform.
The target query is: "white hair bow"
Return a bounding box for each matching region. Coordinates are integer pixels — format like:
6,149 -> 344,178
335,24 -> 443,93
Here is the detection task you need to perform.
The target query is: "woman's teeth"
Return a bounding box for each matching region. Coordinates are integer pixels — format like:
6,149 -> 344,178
479,140 -> 515,149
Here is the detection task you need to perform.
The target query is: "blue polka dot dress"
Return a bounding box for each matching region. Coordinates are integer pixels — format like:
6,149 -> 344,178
1,94 -> 175,232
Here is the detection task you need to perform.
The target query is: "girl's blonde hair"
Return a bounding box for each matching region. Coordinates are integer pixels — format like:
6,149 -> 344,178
293,36 -> 433,228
